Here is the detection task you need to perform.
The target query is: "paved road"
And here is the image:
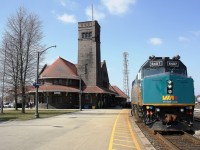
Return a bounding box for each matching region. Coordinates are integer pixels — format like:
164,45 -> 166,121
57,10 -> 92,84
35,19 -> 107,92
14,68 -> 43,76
0,109 -> 122,150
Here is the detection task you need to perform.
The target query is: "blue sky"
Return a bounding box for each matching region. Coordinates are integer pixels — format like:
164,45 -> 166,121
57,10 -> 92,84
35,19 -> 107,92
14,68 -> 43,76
0,0 -> 200,95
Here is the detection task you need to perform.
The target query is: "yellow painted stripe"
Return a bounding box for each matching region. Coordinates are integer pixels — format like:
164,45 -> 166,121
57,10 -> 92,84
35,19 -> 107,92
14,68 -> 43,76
143,104 -> 195,106
114,133 -> 131,137
113,143 -> 135,148
132,102 -> 195,106
114,135 -> 132,138
115,129 -> 130,132
127,110 -> 142,150
108,111 -> 121,150
114,139 -> 133,142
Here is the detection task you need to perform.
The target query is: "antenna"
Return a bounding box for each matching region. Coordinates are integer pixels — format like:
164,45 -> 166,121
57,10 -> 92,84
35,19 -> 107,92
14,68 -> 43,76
123,52 -> 130,102
92,4 -> 94,21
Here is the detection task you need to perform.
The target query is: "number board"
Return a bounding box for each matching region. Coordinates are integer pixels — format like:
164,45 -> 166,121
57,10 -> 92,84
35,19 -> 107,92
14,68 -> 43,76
150,61 -> 163,67
167,61 -> 179,67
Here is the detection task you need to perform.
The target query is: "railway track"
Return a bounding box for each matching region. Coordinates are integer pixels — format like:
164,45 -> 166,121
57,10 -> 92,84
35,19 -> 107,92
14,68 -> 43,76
158,131 -> 200,150
136,121 -> 200,150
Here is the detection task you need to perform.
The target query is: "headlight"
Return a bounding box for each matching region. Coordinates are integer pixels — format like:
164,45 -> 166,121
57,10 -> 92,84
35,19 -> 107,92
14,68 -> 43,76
168,85 -> 172,89
167,80 -> 173,94
168,90 -> 172,94
168,80 -> 172,84
156,108 -> 160,112
180,108 -> 184,112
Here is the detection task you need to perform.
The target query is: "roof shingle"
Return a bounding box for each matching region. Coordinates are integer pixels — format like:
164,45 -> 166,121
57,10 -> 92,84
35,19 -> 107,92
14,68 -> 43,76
40,57 -> 78,79
110,85 -> 128,99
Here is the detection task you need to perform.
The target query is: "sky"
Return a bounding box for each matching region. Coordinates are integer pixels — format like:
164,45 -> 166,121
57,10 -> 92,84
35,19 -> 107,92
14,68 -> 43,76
0,0 -> 200,95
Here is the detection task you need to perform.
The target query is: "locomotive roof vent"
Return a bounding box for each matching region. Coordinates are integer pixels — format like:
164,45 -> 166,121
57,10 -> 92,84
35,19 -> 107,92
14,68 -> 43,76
172,55 -> 180,60
149,55 -> 155,60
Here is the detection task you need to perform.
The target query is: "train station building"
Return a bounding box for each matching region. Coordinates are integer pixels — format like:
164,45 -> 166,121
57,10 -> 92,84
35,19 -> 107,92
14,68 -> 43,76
28,20 -> 127,109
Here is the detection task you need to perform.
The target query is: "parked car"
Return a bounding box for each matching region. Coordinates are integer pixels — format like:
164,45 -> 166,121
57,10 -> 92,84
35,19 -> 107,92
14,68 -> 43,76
9,103 -> 14,108
3,102 -> 10,108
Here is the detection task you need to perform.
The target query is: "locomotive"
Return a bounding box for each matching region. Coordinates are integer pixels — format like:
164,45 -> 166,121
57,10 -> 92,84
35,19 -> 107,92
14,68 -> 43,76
131,55 -> 195,131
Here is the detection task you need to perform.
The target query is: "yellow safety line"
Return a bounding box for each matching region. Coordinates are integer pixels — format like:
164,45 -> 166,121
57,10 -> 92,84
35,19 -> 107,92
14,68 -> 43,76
115,129 -> 130,132
114,132 -> 130,135
114,135 -> 132,138
114,139 -> 133,142
108,111 -> 121,150
113,143 -> 135,148
127,110 -> 142,150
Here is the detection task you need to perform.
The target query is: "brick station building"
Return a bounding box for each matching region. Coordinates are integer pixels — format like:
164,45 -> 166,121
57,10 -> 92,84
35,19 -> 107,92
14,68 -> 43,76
28,20 -> 127,109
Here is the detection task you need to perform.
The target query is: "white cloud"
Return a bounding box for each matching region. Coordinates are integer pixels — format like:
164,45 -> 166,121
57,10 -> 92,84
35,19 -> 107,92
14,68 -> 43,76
149,37 -> 163,46
101,0 -> 136,15
178,36 -> 190,42
60,0 -> 66,7
59,0 -> 79,9
191,30 -> 200,37
85,6 -> 106,21
57,13 -> 76,24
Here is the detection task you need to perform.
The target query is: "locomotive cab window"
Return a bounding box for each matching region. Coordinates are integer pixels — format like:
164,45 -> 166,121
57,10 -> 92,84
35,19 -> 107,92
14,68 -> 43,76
166,67 -> 187,76
143,67 -> 165,78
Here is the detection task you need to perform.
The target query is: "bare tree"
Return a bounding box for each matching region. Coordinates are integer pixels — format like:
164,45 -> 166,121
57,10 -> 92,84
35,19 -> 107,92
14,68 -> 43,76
0,7 -> 44,113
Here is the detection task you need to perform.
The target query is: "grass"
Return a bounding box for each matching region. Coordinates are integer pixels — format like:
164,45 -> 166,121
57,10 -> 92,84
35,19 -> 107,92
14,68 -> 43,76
0,109 -> 78,121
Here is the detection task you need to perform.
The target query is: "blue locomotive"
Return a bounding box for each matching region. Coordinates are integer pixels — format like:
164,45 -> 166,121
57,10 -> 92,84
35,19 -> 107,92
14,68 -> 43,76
131,55 -> 195,131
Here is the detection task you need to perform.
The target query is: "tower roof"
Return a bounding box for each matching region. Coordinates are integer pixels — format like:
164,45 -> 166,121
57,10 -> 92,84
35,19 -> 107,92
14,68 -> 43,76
40,57 -> 78,79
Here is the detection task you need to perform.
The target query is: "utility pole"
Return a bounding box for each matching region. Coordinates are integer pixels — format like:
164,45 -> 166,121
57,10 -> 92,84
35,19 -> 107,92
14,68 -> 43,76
123,52 -> 130,102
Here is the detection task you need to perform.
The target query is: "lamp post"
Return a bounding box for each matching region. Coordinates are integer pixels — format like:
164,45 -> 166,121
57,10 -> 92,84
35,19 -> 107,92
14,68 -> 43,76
35,45 -> 56,118
79,73 -> 86,111
79,75 -> 82,111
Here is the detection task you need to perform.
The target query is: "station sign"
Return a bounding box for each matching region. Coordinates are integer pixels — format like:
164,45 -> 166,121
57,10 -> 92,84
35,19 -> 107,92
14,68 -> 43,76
150,61 -> 163,67
54,92 -> 61,95
167,61 -> 179,67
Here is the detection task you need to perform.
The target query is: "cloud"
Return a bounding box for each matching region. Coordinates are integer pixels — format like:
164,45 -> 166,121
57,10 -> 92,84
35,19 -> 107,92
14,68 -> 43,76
178,36 -> 190,42
85,6 -> 106,21
191,30 -> 200,37
149,37 -> 163,46
57,13 -> 76,24
60,0 -> 66,7
59,0 -> 79,9
101,0 -> 136,15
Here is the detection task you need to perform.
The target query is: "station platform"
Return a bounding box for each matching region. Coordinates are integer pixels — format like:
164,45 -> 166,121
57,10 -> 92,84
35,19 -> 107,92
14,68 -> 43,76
108,109 -> 155,150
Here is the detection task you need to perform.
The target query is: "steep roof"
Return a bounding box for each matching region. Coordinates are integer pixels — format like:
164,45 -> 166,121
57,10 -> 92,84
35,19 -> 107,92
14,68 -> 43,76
40,57 -> 79,79
110,85 -> 128,99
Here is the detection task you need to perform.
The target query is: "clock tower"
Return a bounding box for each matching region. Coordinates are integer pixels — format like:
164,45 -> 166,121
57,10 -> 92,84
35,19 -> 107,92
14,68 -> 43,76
77,20 -> 101,86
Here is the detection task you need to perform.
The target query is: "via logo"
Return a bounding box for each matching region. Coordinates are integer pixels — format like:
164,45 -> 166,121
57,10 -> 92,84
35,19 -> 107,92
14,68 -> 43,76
162,95 -> 178,101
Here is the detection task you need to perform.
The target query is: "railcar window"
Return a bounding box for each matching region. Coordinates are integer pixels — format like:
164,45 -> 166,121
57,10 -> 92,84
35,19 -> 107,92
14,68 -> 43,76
143,67 -> 165,77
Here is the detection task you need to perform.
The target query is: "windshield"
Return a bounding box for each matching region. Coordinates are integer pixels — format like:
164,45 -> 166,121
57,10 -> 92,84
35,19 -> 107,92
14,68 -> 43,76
166,68 -> 187,76
143,67 -> 187,78
143,67 -> 165,77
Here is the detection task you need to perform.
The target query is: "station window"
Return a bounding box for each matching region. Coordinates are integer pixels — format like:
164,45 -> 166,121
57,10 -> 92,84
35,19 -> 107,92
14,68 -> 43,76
53,79 -> 58,85
59,79 -> 62,85
85,94 -> 89,100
